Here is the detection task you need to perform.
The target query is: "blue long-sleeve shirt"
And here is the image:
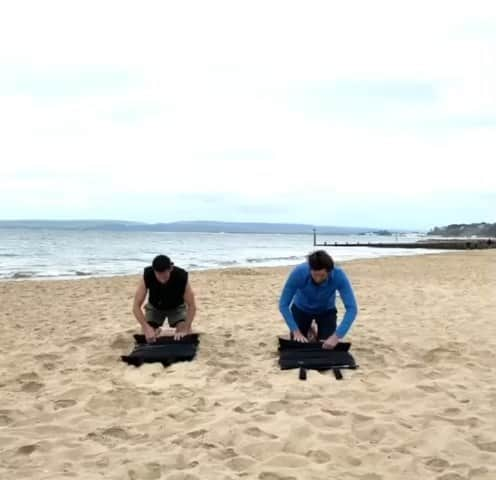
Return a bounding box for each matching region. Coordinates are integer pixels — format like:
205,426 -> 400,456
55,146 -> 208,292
279,263 -> 358,338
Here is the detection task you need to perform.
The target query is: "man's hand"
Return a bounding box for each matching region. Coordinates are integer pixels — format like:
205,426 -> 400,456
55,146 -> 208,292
174,322 -> 192,340
322,333 -> 340,349
143,324 -> 157,343
292,329 -> 308,343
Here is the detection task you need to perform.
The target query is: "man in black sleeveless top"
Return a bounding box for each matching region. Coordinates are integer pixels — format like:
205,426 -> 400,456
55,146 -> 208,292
132,255 -> 197,342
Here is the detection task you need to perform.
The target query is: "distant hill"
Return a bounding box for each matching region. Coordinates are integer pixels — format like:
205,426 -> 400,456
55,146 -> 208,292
0,219 -> 144,229
428,222 -> 496,237
0,219 -> 410,235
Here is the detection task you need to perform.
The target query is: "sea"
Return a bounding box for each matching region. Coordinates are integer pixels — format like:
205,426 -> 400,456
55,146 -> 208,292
0,229 -> 441,280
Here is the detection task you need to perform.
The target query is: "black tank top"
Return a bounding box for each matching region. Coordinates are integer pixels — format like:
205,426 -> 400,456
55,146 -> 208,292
143,266 -> 188,310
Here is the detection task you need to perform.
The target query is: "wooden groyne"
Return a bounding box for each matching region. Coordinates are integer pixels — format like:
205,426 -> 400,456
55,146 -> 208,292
312,230 -> 496,250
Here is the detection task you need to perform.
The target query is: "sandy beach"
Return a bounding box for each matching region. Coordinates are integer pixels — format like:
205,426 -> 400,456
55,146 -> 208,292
1,251 -> 495,480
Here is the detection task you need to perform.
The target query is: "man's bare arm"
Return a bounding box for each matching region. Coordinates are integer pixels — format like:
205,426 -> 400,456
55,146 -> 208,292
183,282 -> 197,329
132,278 -> 148,328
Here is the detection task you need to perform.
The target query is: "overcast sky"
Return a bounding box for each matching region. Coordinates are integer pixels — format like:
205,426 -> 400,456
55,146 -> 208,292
0,1 -> 495,230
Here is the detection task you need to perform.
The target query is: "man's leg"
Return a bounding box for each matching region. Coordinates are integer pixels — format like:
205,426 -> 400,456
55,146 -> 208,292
290,304 -> 314,338
144,303 -> 167,329
315,308 -> 337,340
165,304 -> 187,329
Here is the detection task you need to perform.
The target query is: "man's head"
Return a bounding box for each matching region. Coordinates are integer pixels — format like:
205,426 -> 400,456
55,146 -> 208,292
152,255 -> 173,284
307,250 -> 334,284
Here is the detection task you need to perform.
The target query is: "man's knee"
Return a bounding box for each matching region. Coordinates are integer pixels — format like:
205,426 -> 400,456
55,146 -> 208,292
144,303 -> 166,327
167,304 -> 187,327
291,305 -> 314,334
316,309 -> 337,339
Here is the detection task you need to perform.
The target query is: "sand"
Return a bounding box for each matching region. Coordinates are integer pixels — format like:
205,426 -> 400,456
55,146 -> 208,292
0,251 -> 495,480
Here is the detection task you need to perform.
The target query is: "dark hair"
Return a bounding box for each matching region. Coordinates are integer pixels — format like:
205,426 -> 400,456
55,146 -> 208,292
152,254 -> 172,272
307,250 -> 334,272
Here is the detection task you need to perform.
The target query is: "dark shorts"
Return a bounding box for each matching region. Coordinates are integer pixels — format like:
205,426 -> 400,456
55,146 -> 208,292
144,303 -> 186,328
291,304 -> 337,340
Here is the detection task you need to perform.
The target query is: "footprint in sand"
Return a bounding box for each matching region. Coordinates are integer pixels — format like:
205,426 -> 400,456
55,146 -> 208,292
263,454 -> 309,468
436,415 -> 480,428
54,399 -> 77,410
351,413 -> 374,423
17,372 -> 40,382
147,390 -> 162,397
0,410 -> 15,426
110,335 -> 129,350
435,474 -> 466,480
223,370 -> 240,383
367,370 -> 391,381
101,426 -> 131,440
199,442 -> 217,450
258,473 -> 297,480
397,420 -> 414,430
86,389 -> 144,414
21,382 -> 44,393
87,426 -> 132,446
345,456 -> 362,466
166,474 -> 200,480
233,401 -> 257,414
321,408 -> 347,417
17,444 -> 39,455
422,347 -> 455,363
241,441 -> 283,461
95,456 -> 109,468
186,429 -> 207,439
352,424 -> 387,444
256,382 -> 274,391
304,414 -> 343,429
192,397 -> 207,411
127,462 -> 162,480
225,456 -> 257,472
404,362 -> 423,369
416,384 -> 441,393
424,458 -> 450,472
444,407 -> 461,415
73,335 -> 94,344
306,450 -> 331,464
34,353 -> 59,361
472,438 -> 496,453
468,467 -> 488,478
359,475 -> 383,480
264,400 -> 288,415
244,427 -> 278,439
282,426 -> 314,455
208,447 -> 238,461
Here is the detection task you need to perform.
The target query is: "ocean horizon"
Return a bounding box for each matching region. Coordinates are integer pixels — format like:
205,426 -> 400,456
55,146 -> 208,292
0,228 -> 443,281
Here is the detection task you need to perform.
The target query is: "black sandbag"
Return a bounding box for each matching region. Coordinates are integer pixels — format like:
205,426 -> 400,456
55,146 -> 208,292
277,336 -> 357,374
279,348 -> 357,370
122,334 -> 200,367
133,333 -> 200,345
278,336 -> 350,351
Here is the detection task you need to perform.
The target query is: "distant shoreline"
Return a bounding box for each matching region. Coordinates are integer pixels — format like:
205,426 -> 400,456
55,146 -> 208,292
0,249 -> 451,283
0,219 -> 417,235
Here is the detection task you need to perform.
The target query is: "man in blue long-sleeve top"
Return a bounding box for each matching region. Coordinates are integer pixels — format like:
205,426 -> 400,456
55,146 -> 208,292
279,250 -> 358,349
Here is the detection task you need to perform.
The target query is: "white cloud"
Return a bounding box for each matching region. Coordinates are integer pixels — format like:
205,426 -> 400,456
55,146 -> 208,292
0,1 -> 495,225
